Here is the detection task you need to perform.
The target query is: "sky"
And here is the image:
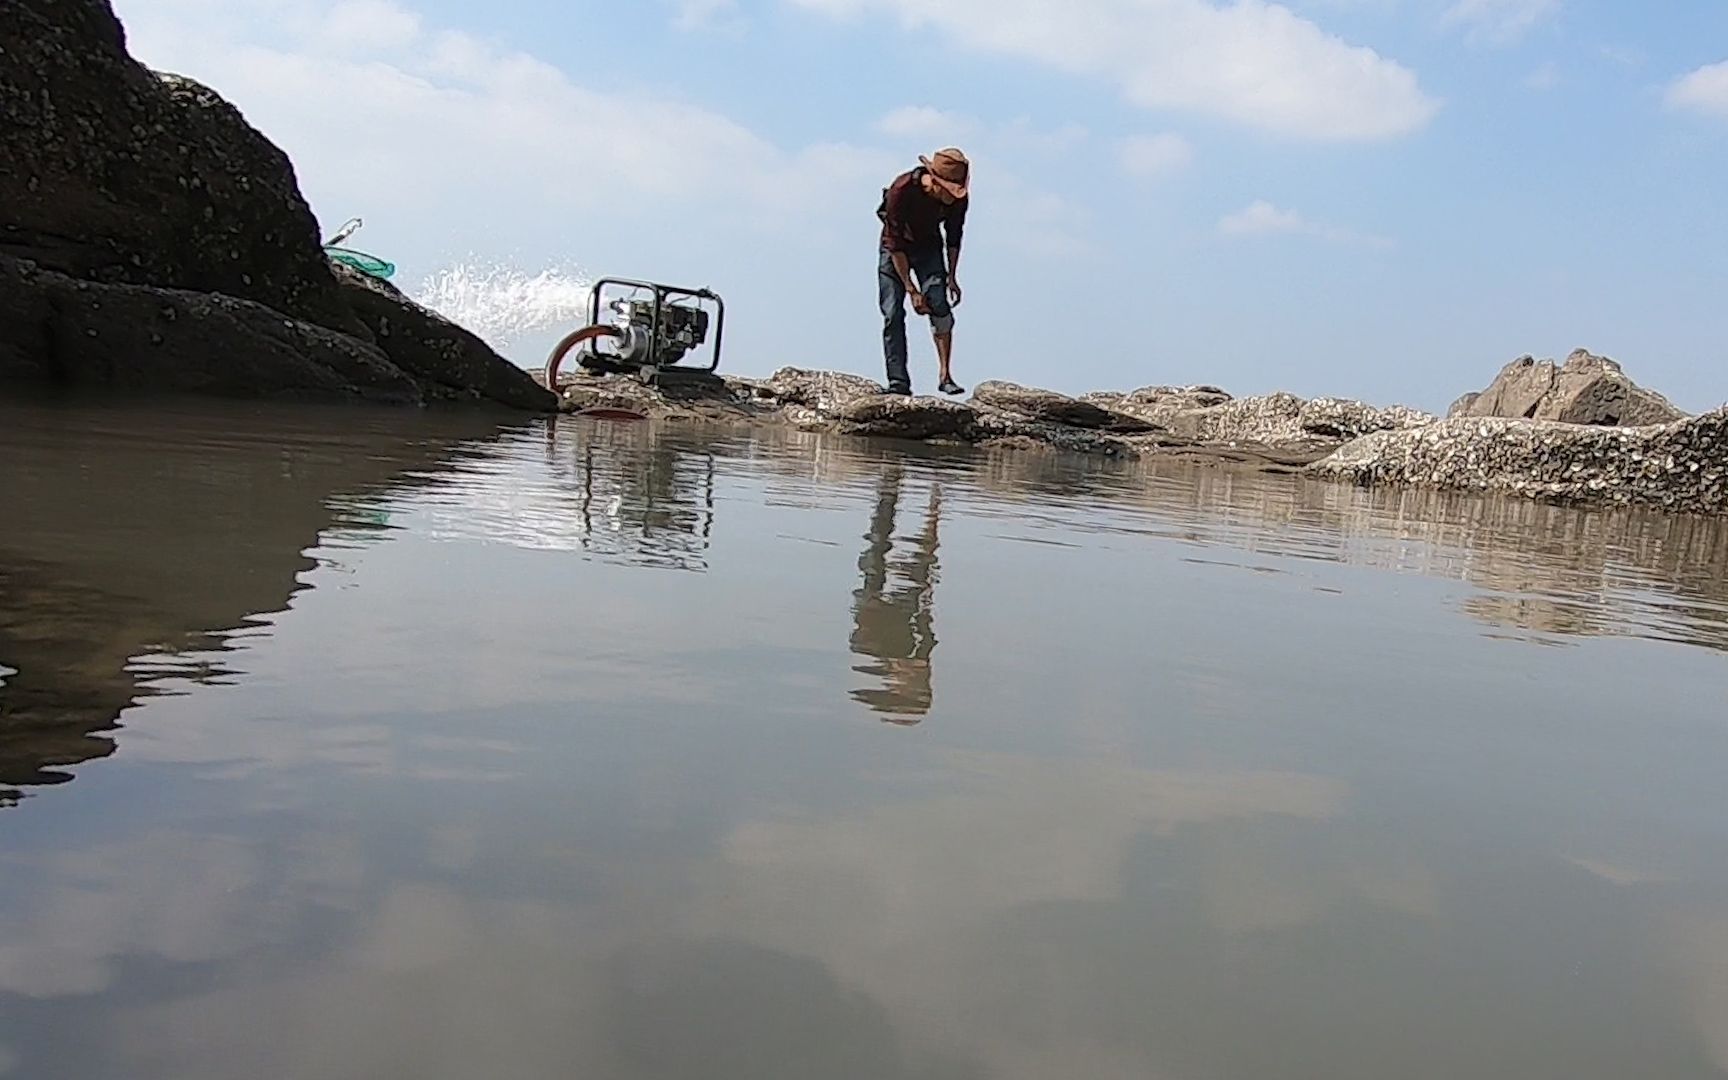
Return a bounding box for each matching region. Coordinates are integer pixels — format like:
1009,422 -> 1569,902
113,0 -> 1728,413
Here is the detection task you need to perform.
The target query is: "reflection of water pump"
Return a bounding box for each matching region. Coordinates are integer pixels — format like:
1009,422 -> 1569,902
544,277 -> 725,389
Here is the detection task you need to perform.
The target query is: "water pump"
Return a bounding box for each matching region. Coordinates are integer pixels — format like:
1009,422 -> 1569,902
544,277 -> 725,389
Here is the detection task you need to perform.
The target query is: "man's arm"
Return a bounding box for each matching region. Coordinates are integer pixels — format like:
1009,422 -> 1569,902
883,176 -> 921,295
890,250 -> 916,293
945,199 -> 966,304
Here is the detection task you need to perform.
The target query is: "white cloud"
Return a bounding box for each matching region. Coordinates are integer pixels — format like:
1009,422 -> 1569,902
320,0 -> 420,50
1220,200 -> 1310,236
672,0 -> 739,31
993,116 -> 1090,156
1118,132 -> 1194,178
787,0 -> 1439,141
874,105 -> 974,139
1523,61 -> 1560,91
1219,200 -> 1390,246
1598,44 -> 1644,70
1441,0 -> 1561,46
1668,61 -> 1728,120
115,0 -> 891,237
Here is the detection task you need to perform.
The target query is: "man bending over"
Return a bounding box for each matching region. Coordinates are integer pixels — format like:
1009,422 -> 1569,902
877,147 -> 969,396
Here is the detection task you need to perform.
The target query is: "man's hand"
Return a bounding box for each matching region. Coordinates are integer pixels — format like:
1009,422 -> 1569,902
908,285 -> 930,315
947,279 -> 963,308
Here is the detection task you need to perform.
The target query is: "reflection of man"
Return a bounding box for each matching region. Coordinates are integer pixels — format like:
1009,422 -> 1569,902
849,466 -> 942,723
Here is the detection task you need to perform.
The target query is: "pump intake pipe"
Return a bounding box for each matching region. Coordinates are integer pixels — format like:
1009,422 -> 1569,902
543,324 -> 625,394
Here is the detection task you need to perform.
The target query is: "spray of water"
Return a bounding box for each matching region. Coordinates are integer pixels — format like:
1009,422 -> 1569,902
413,262 -> 594,351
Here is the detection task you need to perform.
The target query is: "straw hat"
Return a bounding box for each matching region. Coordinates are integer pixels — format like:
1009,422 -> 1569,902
919,147 -> 970,199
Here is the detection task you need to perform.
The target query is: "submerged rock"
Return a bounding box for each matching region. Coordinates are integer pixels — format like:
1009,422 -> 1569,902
1311,410 -> 1728,514
1449,349 -> 1685,427
0,0 -> 553,409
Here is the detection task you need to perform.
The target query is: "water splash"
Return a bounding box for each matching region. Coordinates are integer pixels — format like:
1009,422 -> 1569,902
413,262 -> 594,350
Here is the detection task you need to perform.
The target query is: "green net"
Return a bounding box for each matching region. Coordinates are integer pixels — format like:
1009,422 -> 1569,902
324,246 -> 396,280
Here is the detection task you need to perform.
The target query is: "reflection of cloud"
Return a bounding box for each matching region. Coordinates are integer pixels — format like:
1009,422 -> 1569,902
689,754 -> 1353,1078
0,831 -> 324,998
1666,914 -> 1728,1073
719,754 -> 1343,925
1565,856 -> 1676,887
90,876 -> 981,1079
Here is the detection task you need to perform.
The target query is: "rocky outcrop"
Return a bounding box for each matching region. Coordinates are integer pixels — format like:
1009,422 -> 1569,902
972,381 -> 1155,433
0,255 -> 423,402
833,395 -> 979,441
0,0 -> 553,409
330,264 -> 553,410
1311,411 -> 1728,514
552,370 -> 1400,463
1449,350 -> 1685,427
552,361 -> 1728,514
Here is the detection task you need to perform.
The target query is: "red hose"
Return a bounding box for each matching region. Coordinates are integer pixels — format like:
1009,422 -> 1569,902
544,324 -> 624,392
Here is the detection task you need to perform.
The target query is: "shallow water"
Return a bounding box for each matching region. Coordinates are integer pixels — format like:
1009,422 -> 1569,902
3,396 -> 1727,1080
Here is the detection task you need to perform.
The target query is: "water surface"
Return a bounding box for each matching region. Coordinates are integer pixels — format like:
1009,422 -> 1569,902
3,397 -> 1727,1079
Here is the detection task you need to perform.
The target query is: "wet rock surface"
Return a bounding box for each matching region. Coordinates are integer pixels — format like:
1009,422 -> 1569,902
972,380 -> 1155,433
0,0 -> 553,409
1449,350 -> 1685,427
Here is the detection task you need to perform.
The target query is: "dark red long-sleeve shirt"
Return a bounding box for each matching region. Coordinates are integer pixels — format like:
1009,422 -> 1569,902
879,169 -> 967,256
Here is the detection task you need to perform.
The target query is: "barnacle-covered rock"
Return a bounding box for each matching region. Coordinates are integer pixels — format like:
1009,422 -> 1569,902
1312,410 -> 1728,515
1449,349 -> 1685,427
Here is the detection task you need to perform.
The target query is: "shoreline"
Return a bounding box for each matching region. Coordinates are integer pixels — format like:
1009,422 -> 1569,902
546,357 -> 1728,517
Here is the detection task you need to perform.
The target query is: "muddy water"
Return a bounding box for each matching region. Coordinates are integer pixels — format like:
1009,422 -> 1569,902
3,396 -> 1727,1080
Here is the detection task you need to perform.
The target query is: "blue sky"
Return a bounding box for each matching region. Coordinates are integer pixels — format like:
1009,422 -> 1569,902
116,0 -> 1728,412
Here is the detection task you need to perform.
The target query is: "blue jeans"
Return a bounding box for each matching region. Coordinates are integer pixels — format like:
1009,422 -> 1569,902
879,247 -> 953,393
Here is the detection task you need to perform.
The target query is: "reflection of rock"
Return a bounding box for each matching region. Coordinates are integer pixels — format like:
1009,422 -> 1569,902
1449,350 -> 1686,427
922,434 -> 1728,653
0,401 -> 517,803
849,469 -> 941,721
0,0 -> 552,409
0,565 -> 128,799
